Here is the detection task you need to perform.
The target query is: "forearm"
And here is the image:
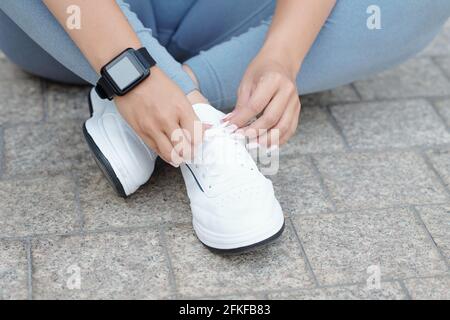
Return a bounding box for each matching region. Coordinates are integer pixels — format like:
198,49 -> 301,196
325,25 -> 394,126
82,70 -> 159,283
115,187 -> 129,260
261,0 -> 336,77
43,0 -> 197,94
43,0 -> 141,73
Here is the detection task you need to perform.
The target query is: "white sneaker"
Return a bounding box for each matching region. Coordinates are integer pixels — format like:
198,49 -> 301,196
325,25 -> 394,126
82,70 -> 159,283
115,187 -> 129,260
181,103 -> 285,253
83,89 -> 157,197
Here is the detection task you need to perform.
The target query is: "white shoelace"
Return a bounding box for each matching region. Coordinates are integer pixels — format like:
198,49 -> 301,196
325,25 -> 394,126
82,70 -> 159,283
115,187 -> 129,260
193,122 -> 253,180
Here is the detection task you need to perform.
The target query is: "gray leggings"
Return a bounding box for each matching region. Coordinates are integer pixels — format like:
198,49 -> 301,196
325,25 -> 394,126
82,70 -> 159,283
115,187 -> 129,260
1,0 -> 450,109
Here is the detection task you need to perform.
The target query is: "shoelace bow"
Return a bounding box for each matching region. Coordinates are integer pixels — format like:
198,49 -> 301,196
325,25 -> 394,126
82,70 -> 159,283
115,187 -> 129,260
194,122 -> 252,179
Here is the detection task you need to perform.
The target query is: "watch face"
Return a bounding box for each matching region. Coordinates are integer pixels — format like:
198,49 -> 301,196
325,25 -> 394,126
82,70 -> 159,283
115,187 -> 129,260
106,55 -> 142,91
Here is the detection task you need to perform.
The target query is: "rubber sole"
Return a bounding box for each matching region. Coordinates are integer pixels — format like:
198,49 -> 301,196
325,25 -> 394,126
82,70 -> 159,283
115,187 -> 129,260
83,94 -> 127,198
200,221 -> 285,255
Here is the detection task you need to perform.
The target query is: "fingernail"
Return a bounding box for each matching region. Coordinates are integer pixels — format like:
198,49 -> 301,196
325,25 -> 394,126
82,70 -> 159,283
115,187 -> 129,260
221,112 -> 234,122
226,124 -> 238,132
202,123 -> 213,130
170,157 -> 183,167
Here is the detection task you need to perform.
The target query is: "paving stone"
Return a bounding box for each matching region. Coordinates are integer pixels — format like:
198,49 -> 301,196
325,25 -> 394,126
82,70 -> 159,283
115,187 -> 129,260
281,105 -> 346,156
270,155 -> 333,215
4,120 -> 94,177
79,164 -> 191,231
434,99 -> 450,127
45,84 -> 90,121
331,99 -> 450,149
0,55 -> 36,81
2,27 -> 450,299
32,229 -> 171,299
0,241 -> 28,300
426,148 -> 450,188
415,205 -> 450,262
0,130 -> 3,176
0,78 -> 44,126
292,208 -> 448,286
166,222 -> 315,298
0,175 -> 79,238
435,56 -> 450,79
197,293 -> 265,300
313,152 -> 449,211
404,276 -> 450,300
421,20 -> 450,56
317,85 -> 361,106
4,124 -> 63,176
268,282 -> 406,300
353,58 -> 450,100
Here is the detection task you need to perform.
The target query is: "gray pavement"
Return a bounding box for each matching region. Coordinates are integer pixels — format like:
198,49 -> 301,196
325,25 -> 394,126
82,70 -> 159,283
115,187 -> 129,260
0,22 -> 449,300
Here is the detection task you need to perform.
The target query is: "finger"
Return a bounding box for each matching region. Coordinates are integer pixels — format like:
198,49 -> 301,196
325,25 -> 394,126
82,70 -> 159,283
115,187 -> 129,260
224,81 -> 253,121
140,134 -> 159,154
244,89 -> 291,138
279,115 -> 299,145
154,132 -> 183,167
163,123 -> 190,161
179,106 -> 204,154
257,97 -> 298,148
278,99 -> 301,145
228,76 -> 278,128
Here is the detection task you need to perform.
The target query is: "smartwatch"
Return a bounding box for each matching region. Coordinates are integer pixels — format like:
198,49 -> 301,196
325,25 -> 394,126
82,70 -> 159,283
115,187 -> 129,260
95,47 -> 156,100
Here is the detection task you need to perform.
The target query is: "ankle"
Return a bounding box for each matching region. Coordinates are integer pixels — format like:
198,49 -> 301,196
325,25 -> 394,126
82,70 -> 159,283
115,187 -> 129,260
183,64 -> 209,105
183,64 -> 199,87
187,90 -> 209,105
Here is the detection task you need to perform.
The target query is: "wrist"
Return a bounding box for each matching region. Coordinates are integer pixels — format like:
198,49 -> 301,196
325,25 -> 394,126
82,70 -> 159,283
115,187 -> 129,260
96,47 -> 156,100
259,40 -> 303,79
92,45 -> 139,73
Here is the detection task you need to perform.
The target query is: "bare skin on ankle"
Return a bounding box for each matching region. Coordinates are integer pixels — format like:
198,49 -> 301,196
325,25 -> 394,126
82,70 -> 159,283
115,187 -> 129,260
184,64 -> 209,105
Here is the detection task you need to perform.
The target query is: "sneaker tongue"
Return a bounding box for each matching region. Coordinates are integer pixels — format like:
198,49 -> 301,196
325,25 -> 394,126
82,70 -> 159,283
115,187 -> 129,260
192,103 -> 226,127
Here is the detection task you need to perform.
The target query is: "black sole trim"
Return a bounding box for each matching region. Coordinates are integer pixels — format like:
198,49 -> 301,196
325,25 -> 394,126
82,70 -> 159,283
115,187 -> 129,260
88,90 -> 94,117
82,122 -> 127,199
201,221 -> 286,255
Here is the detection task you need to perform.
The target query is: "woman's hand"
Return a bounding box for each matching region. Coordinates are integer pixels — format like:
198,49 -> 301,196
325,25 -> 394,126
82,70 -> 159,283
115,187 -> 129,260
224,0 -> 336,147
43,1 -> 208,166
225,53 -> 301,146
115,67 -> 204,166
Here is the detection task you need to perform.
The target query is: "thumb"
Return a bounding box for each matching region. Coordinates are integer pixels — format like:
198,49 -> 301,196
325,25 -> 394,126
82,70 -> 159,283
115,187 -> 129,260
223,81 -> 252,122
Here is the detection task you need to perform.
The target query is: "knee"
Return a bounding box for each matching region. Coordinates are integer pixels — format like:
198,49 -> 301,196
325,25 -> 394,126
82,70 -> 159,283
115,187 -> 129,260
400,0 -> 450,48
298,0 -> 450,94
334,0 -> 450,56
382,0 -> 450,54
353,0 -> 450,65
0,10 -> 86,84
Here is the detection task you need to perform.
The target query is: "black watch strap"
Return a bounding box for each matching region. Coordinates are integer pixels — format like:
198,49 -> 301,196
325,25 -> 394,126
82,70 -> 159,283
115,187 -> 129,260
95,77 -> 115,100
95,48 -> 156,100
136,47 -> 156,70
